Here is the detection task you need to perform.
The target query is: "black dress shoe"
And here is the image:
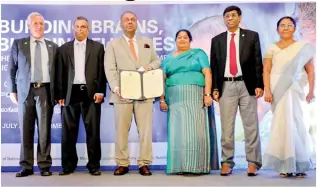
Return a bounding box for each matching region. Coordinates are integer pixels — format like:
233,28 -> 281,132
59,169 -> 74,176
89,168 -> 101,176
16,169 -> 34,177
114,166 -> 129,176
139,166 -> 152,176
40,168 -> 52,176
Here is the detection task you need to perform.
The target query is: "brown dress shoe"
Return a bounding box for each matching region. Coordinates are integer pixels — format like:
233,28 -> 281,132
220,165 -> 232,176
139,166 -> 152,176
114,166 -> 129,176
247,164 -> 258,176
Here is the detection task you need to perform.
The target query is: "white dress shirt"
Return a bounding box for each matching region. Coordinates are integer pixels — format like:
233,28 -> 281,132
30,37 -> 50,83
73,38 -> 103,97
73,38 -> 87,84
224,28 -> 243,77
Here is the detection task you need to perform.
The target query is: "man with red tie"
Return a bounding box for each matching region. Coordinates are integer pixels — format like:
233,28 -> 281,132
210,5 -> 264,176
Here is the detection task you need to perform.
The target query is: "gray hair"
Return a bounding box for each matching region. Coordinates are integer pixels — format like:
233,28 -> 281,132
74,16 -> 89,23
27,12 -> 44,25
74,16 -> 90,28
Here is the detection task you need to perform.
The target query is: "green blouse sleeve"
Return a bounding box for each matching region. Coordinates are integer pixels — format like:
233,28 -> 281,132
161,55 -> 170,75
196,49 -> 210,69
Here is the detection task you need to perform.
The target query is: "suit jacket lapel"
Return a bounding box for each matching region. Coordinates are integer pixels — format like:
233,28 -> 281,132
120,36 -> 137,63
239,28 -> 246,60
136,36 -> 143,66
44,40 -> 53,73
69,40 -> 75,69
220,32 -> 227,71
85,39 -> 92,64
23,37 -> 31,65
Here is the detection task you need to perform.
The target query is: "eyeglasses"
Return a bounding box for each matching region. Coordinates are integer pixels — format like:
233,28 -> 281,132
224,13 -> 239,19
279,24 -> 295,29
75,25 -> 88,29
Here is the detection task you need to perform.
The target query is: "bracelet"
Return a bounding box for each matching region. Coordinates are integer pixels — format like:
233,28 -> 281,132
160,100 -> 166,103
204,93 -> 211,96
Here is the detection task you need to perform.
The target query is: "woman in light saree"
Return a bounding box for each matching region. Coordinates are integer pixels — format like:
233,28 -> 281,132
263,16 -> 315,178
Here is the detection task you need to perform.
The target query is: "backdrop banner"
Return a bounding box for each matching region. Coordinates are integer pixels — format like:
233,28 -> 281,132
1,2 -> 316,171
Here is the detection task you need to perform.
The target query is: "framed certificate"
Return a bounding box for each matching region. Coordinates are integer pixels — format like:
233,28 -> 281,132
119,69 -> 164,100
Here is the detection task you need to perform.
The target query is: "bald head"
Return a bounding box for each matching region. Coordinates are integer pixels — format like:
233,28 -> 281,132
120,11 -> 137,21
120,11 -> 137,37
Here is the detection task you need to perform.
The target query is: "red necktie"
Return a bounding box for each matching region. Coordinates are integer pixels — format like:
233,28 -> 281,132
230,33 -> 238,76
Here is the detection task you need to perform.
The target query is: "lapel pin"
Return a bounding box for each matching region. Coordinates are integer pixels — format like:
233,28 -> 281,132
242,34 -> 245,37
48,45 -> 52,47
24,42 -> 27,44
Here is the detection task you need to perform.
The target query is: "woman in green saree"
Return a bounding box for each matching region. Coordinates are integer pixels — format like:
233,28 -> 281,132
160,29 -> 219,175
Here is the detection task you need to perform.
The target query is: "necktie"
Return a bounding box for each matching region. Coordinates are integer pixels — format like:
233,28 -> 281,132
34,40 -> 43,82
129,39 -> 138,62
230,33 -> 238,76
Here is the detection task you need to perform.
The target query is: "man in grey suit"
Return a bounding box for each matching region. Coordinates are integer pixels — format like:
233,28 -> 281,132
8,12 -> 58,177
105,11 -> 161,176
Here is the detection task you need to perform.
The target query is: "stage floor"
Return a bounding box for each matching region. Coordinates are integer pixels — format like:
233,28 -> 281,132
1,170 -> 316,186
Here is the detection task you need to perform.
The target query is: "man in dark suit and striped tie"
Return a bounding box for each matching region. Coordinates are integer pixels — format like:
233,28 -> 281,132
9,12 -> 58,177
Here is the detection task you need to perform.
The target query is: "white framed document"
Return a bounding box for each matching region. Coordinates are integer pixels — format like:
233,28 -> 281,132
142,69 -> 164,99
119,69 -> 164,100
